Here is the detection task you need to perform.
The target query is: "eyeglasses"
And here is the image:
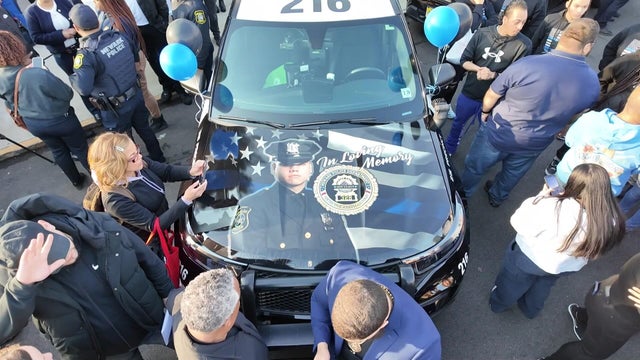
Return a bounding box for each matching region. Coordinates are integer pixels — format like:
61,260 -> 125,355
128,145 -> 141,163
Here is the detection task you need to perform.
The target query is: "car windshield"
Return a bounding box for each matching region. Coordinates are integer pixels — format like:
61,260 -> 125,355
189,122 -> 452,271
210,16 -> 424,125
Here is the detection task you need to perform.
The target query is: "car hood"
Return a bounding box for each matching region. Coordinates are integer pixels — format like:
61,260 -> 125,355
189,121 -> 453,270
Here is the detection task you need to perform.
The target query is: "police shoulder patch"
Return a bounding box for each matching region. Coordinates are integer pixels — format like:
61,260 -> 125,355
231,206 -> 251,234
73,54 -> 84,69
194,10 -> 207,25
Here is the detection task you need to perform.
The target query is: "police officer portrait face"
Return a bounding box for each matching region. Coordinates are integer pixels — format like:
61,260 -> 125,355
272,161 -> 313,193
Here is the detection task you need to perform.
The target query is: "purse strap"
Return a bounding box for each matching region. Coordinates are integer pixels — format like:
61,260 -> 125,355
13,66 -> 29,117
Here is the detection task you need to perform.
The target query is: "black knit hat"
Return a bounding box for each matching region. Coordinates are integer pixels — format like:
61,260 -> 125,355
0,220 -> 70,269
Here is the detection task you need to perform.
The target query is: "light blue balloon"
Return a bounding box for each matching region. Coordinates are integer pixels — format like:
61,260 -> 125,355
423,6 -> 461,48
159,43 -> 198,81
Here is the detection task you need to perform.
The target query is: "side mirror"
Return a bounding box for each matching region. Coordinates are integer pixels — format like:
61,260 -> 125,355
427,63 -> 456,87
180,69 -> 206,95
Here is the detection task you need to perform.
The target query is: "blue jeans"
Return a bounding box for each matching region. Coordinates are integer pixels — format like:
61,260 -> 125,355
490,241 -> 562,319
620,183 -> 640,229
444,92 -> 482,155
594,0 -> 630,27
461,121 -> 540,204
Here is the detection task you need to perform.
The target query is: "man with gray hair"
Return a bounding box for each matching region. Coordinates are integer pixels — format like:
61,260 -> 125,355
167,269 -> 268,359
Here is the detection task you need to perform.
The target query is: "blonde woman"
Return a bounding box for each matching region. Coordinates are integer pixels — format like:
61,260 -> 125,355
88,133 -> 207,244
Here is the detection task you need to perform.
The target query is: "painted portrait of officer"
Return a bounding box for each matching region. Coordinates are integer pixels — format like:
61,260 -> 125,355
230,139 -> 355,268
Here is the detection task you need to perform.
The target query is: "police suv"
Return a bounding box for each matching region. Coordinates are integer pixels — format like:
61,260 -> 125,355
176,0 -> 470,350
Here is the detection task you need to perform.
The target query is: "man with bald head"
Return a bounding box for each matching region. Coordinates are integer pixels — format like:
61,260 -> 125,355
555,85 -> 640,196
461,18 -> 600,207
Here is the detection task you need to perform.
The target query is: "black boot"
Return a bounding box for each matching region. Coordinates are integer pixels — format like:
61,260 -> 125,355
150,114 -> 169,133
176,88 -> 193,105
159,88 -> 173,104
218,0 -> 226,12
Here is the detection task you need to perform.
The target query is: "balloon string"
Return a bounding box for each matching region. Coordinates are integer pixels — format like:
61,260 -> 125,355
194,91 -> 204,125
426,45 -> 449,96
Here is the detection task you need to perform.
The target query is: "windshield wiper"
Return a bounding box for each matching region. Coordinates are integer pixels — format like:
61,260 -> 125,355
288,118 -> 384,128
217,115 -> 286,129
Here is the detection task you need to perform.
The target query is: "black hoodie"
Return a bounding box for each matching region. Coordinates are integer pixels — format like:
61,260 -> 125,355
460,25 -> 531,99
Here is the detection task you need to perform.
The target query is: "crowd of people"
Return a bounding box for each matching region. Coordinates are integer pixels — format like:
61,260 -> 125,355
0,0 -> 639,359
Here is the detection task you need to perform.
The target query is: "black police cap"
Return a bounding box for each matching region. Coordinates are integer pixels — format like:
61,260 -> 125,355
264,139 -> 322,166
69,4 -> 99,31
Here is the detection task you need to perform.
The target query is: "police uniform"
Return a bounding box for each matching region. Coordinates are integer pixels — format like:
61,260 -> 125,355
230,139 -> 355,268
171,0 -> 214,84
68,4 -> 165,162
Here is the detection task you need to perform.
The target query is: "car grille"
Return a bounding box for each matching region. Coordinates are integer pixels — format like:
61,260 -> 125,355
253,263 -> 400,316
257,289 -> 313,315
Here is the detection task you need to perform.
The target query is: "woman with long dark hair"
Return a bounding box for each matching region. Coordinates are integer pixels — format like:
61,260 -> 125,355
0,31 -> 89,188
490,163 -> 626,319
94,0 -> 168,131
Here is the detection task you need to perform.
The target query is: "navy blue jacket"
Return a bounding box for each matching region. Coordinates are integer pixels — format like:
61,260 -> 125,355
25,0 -> 80,54
311,261 -> 441,360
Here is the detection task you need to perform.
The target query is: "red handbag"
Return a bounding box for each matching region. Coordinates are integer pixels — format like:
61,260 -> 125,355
146,218 -> 181,288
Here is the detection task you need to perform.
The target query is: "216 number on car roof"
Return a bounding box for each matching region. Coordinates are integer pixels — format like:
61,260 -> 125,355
237,0 -> 395,22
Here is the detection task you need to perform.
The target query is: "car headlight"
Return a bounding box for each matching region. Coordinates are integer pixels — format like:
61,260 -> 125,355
402,197 -> 465,274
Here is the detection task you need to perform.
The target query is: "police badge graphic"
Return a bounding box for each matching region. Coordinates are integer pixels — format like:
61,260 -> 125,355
313,165 -> 378,215
194,10 -> 207,25
231,206 -> 251,234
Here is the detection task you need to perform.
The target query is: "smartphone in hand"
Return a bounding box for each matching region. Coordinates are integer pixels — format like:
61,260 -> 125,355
197,161 -> 209,184
544,175 -> 564,196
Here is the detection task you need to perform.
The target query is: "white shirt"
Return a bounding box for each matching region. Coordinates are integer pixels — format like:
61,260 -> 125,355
124,0 -> 149,26
511,194 -> 588,274
39,2 -> 76,48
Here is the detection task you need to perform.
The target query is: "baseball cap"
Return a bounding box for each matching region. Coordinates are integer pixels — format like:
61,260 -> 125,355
69,4 -> 99,31
264,139 -> 322,166
0,220 -> 71,269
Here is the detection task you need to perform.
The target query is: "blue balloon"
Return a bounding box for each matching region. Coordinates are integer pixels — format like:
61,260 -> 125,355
159,43 -> 197,81
387,67 -> 406,92
213,84 -> 233,113
423,6 -> 460,48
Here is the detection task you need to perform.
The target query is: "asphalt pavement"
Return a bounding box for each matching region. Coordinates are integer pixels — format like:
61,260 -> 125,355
1,1 -> 639,359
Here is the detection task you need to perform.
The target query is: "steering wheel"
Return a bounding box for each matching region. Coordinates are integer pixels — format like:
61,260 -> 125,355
344,67 -> 386,82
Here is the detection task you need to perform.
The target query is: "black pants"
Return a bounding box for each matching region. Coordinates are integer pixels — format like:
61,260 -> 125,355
138,24 -> 182,92
104,91 -> 166,162
593,0 -> 630,27
203,0 -> 221,41
546,283 -> 640,359
555,143 -> 570,160
23,108 -> 89,184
